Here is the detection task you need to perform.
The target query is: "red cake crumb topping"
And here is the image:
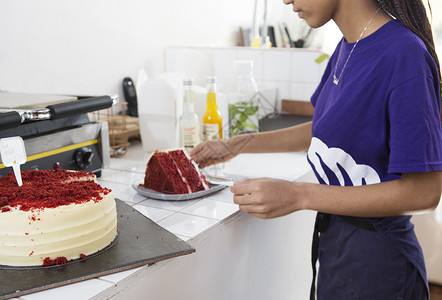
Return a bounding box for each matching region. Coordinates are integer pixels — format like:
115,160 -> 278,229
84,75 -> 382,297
0,198 -> 9,207
80,253 -> 87,259
43,256 -> 68,266
0,169 -> 111,213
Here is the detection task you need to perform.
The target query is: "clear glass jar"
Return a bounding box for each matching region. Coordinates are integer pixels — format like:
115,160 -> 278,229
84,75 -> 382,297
229,61 -> 259,136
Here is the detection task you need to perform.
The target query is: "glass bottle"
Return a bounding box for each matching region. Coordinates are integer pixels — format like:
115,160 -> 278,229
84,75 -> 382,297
202,76 -> 223,141
229,60 -> 259,136
179,79 -> 200,151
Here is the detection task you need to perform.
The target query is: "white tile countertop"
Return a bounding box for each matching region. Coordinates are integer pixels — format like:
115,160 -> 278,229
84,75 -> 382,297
15,140 -> 315,300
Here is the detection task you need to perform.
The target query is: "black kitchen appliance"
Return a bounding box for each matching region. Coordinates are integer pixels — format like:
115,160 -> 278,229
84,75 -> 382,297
0,92 -> 115,178
122,77 -> 138,117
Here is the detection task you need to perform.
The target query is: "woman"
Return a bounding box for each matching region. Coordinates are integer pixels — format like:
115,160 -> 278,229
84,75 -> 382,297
191,0 -> 442,299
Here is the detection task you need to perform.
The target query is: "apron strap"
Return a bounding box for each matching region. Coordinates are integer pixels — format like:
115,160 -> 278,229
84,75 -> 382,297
310,213 -> 330,300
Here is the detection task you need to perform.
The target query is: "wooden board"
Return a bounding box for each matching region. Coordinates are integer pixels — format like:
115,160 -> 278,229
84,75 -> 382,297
281,99 -> 315,116
0,199 -> 195,300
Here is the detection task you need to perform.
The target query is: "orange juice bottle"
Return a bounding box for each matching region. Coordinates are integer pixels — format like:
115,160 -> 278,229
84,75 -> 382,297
202,76 -> 223,141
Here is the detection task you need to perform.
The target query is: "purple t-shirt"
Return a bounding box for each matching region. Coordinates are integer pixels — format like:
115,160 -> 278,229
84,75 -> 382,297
308,20 -> 442,186
308,20 -> 442,297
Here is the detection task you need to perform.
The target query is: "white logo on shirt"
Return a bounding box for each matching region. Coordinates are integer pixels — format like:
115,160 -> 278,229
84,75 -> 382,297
307,137 -> 381,186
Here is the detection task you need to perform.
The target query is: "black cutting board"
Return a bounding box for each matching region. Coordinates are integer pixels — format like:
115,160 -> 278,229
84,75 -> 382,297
0,199 -> 195,299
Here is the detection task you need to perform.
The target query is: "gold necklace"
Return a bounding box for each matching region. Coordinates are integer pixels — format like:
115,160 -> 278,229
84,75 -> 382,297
333,7 -> 381,85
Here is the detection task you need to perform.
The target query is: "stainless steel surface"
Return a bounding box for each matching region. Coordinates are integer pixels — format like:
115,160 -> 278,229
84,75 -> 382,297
23,122 -> 101,156
0,93 -> 115,176
100,121 -> 111,168
20,108 -> 51,122
0,121 -> 109,176
111,94 -> 120,106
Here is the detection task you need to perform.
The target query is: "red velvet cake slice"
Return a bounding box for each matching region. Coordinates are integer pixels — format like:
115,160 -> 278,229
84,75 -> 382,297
143,149 -> 210,194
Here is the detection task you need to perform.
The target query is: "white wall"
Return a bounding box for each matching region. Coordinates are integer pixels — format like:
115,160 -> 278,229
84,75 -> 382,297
165,46 -> 327,102
0,0 -> 304,100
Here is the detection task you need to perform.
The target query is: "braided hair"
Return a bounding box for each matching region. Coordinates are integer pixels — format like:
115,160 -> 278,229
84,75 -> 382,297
378,0 -> 441,84
378,0 -> 441,117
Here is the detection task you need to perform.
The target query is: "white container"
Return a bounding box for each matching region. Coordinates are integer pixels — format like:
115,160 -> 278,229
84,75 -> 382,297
137,73 -> 182,152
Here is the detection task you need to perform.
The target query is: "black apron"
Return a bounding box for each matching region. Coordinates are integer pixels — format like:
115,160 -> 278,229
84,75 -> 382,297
310,213 -> 429,299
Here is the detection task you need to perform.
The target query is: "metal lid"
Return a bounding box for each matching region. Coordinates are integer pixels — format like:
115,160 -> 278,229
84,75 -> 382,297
206,76 -> 217,84
183,78 -> 194,86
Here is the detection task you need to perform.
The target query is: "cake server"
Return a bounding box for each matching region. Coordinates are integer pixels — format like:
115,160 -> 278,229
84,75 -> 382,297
204,174 -> 235,186
0,136 -> 26,186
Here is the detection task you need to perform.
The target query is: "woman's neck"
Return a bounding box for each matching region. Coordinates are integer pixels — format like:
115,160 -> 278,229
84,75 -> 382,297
333,1 -> 393,43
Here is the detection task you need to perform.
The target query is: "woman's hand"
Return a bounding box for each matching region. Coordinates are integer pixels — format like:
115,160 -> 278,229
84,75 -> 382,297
190,122 -> 313,169
190,140 -> 234,168
190,136 -> 251,168
230,178 -> 305,219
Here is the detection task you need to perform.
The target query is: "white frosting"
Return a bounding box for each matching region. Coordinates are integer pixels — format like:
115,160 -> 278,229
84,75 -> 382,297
181,149 -> 210,190
0,191 -> 117,266
172,160 -> 192,193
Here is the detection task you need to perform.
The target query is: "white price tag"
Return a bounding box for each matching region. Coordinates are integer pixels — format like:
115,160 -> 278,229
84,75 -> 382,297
0,136 -> 27,186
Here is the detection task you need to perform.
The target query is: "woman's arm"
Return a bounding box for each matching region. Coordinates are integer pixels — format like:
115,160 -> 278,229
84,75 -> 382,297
231,171 -> 442,219
231,121 -> 312,153
190,121 -> 312,168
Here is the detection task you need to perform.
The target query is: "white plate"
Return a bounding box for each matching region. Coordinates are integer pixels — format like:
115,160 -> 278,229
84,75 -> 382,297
132,182 -> 228,201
